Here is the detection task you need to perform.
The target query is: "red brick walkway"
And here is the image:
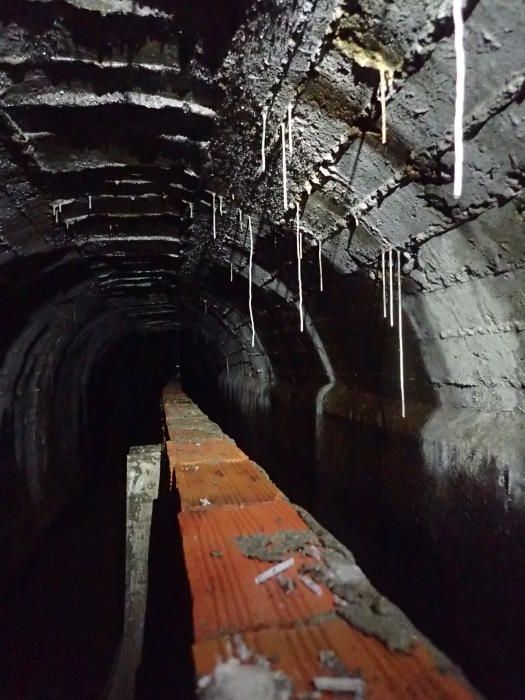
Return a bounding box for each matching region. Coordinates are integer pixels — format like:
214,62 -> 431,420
163,382 -> 477,699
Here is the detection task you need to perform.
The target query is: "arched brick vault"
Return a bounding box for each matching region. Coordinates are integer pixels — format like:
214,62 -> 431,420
0,0 -> 523,668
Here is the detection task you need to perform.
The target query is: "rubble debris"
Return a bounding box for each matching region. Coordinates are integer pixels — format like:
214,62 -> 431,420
277,574 -> 296,594
255,557 -> 294,584
299,574 -> 322,596
313,676 -> 366,696
236,530 -> 318,562
198,657 -> 292,700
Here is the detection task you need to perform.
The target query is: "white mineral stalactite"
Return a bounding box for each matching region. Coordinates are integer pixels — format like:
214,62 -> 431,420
296,202 -> 303,259
379,68 -> 387,144
389,247 -> 394,327
226,355 -> 229,377
212,192 -> 217,239
397,249 -> 406,418
288,102 -> 293,156
183,200 -> 194,218
453,0 -> 465,198
219,195 -> 224,215
88,195 -> 92,210
382,249 -> 387,318
248,215 -> 255,347
238,208 -> 243,229
230,262 -> 233,282
296,204 -> 304,333
281,123 -> 288,210
318,239 -> 324,292
261,107 -> 268,172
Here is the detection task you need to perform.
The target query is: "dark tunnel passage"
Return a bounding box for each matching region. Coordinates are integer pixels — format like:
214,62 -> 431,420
0,0 -> 524,699
1,333 -> 176,698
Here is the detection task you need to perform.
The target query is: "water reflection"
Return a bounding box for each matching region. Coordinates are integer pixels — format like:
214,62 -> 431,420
188,381 -> 525,700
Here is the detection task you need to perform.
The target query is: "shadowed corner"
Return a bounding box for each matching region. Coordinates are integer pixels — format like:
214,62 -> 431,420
136,465 -> 196,699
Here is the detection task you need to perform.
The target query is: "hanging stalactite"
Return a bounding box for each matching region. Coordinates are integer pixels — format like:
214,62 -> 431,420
183,200 -> 194,218
379,68 -> 387,144
397,249 -> 406,418
296,203 -> 304,333
281,122 -> 288,210
381,249 -> 387,319
288,102 -> 293,156
261,107 -> 268,173
248,215 -> 255,347
453,0 -> 465,198
389,247 -> 394,327
212,192 -> 217,239
318,238 -> 324,292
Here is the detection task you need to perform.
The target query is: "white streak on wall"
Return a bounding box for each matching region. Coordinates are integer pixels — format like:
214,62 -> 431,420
88,195 -> 92,210
248,215 -> 255,347
281,123 -> 288,210
397,249 -> 406,418
239,209 -> 243,229
230,262 -> 233,282
453,0 -> 465,198
219,195 -> 224,215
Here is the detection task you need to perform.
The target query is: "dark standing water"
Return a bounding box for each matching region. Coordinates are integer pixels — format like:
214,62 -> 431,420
186,381 -> 525,700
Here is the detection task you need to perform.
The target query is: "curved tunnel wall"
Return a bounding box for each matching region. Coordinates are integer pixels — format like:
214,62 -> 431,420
0,0 -> 523,697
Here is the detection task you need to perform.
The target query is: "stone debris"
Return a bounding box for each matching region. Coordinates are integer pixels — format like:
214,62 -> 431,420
236,530 -> 318,562
299,574 -> 322,596
198,657 -> 292,700
277,574 -> 296,595
255,557 -> 295,585
318,649 -> 348,676
313,676 -> 366,696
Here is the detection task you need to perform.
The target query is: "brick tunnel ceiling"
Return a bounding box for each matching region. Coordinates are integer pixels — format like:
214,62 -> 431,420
0,0 -> 524,490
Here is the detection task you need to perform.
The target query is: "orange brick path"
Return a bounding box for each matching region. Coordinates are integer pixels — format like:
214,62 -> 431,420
163,383 -> 477,699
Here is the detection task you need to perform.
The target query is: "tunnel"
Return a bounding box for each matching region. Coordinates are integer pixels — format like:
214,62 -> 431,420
0,1 -> 524,698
